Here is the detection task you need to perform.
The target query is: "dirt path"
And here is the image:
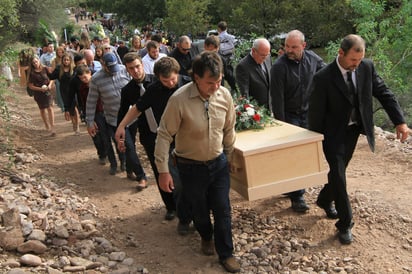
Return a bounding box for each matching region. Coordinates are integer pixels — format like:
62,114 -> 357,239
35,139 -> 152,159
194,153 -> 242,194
5,81 -> 411,273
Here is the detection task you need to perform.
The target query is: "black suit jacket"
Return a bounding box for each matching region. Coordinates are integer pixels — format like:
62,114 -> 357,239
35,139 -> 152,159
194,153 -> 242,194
235,54 -> 271,108
308,58 -> 405,153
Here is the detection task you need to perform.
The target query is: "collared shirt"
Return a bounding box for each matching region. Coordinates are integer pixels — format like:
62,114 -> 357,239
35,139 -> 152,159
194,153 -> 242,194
218,30 -> 235,56
336,56 -> 357,87
154,82 -> 236,173
117,74 -> 154,133
86,65 -> 130,127
136,75 -> 190,125
271,50 -> 325,120
90,60 -> 102,74
336,56 -> 358,126
40,52 -> 56,67
142,53 -> 167,75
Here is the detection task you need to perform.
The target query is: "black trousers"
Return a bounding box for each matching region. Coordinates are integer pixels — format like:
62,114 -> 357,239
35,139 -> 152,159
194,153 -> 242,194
285,112 -> 308,200
139,131 -> 176,211
319,124 -> 361,231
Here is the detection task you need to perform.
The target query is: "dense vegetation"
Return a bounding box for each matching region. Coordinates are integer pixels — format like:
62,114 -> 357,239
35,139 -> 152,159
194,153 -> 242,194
0,0 -> 410,130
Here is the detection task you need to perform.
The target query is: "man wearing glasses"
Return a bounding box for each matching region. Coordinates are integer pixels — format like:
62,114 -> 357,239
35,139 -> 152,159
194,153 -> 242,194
102,36 -> 123,64
235,38 -> 272,109
168,35 -> 194,77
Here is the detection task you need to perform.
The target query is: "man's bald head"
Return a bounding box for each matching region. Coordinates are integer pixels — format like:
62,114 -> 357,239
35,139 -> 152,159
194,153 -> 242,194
83,49 -> 94,64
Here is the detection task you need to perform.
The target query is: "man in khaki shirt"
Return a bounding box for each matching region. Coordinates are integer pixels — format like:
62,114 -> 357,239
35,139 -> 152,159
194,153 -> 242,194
154,51 -> 240,273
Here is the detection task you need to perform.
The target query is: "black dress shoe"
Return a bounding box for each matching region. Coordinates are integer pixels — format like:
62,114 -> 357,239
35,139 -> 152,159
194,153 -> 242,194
165,210 -> 176,221
201,239 -> 215,256
120,162 -> 126,172
316,199 -> 338,219
177,221 -> 190,236
109,166 -> 117,175
291,198 -> 310,213
338,229 -> 353,244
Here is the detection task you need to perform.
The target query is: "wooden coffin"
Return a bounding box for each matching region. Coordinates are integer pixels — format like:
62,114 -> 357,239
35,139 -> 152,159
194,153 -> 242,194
230,121 -> 328,201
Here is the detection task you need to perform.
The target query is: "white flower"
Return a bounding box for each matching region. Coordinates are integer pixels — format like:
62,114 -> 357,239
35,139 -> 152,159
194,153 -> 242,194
246,107 -> 255,116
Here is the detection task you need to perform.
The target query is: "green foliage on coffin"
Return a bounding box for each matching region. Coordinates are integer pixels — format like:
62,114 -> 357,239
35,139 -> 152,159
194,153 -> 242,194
233,95 -> 274,132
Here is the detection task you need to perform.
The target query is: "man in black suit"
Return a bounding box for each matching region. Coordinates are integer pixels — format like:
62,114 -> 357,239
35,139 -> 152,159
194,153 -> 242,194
235,38 -> 272,109
308,34 -> 410,244
168,35 -> 194,77
270,30 -> 326,213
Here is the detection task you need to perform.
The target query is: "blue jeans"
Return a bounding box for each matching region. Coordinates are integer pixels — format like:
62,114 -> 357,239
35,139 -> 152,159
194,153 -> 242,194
106,123 -> 125,168
169,150 -> 191,223
177,153 -> 234,260
91,112 -> 107,159
54,80 -> 65,112
124,127 -> 146,180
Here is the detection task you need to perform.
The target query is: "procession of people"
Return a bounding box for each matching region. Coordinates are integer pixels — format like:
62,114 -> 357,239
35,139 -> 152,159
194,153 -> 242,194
16,11 -> 411,272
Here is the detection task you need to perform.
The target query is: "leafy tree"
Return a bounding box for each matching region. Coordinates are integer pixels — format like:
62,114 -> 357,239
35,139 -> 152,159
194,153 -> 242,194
230,0 -> 279,38
0,0 -> 21,48
17,0 -> 72,45
205,0 -> 354,47
86,0 -> 166,28
163,0 -> 211,38
326,0 -> 411,128
271,0 -> 354,47
116,0 -> 165,26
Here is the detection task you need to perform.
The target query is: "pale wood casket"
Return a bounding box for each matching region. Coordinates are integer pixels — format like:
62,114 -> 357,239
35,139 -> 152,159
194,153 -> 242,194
230,121 -> 329,201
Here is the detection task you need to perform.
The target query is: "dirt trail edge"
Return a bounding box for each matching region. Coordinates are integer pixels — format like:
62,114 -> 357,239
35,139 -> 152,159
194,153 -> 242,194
2,83 -> 412,273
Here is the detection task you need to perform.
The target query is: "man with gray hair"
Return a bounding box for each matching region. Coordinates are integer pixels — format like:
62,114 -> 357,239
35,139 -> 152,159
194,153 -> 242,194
82,49 -> 102,73
235,38 -> 272,109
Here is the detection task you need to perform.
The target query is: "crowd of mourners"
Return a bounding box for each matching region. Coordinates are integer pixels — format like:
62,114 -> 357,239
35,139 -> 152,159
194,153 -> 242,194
15,16 -> 410,273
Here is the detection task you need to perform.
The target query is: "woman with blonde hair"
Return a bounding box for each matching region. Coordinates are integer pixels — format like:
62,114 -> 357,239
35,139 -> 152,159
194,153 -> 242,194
49,53 -> 80,135
94,45 -> 104,63
79,31 -> 91,50
50,46 -> 66,111
27,55 -> 55,136
129,35 -> 142,53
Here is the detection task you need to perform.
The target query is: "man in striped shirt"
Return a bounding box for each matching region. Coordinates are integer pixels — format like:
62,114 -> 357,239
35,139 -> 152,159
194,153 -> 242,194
86,52 -> 131,175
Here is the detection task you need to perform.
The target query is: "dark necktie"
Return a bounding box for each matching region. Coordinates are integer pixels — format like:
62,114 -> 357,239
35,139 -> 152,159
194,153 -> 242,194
347,71 -> 359,123
347,71 -> 356,95
139,83 -> 158,133
259,64 -> 269,83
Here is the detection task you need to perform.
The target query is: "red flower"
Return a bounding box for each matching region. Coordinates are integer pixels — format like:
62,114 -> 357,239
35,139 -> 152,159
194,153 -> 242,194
237,111 -> 242,116
253,113 -> 261,122
244,104 -> 251,109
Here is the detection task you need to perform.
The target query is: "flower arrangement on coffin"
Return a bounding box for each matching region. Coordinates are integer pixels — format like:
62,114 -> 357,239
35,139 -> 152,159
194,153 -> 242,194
233,95 -> 275,131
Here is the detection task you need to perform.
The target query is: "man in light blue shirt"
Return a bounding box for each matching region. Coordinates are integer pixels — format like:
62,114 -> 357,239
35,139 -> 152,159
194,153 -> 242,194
40,43 -> 56,68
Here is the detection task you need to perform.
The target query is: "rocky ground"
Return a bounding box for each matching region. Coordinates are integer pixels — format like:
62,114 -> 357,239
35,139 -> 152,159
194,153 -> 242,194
0,82 -> 411,274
